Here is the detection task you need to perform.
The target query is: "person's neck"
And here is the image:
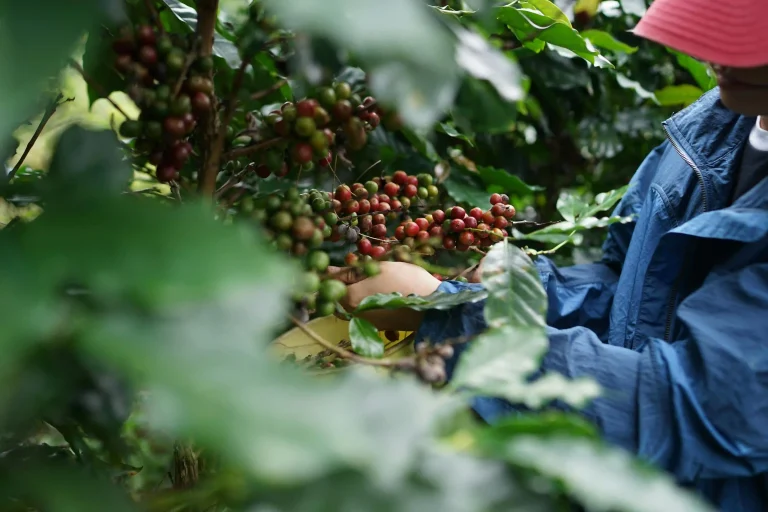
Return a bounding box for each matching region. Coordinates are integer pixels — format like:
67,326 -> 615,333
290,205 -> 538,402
760,116 -> 768,131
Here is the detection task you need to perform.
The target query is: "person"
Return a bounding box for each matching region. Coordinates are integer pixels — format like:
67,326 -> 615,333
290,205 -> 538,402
331,0 -> 768,509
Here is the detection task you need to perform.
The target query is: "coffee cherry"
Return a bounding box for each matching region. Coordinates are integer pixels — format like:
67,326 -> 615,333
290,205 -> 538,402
319,279 -> 347,302
314,107 -> 331,127
432,209 -> 446,224
163,117 -> 186,138
271,211 -> 293,231
318,152 -> 333,167
464,216 -> 478,229
415,217 -> 429,231
451,206 -> 466,219
394,225 -> 406,240
138,45 -> 158,66
274,118 -> 291,137
309,130 -> 328,152
358,199 -> 371,214
491,203 -> 506,217
317,87 -> 337,108
371,224 -> 387,239
293,99 -> 315,118
383,182 -> 399,197
344,252 -> 359,266
404,222 -> 419,237
493,217 -> 508,229
169,141 -> 192,167
392,171 -> 408,185
119,119 -> 142,138
403,184 -> 418,198
477,223 -> 490,238
429,226 -> 442,237
344,200 -> 360,214
501,194 -> 510,204
458,231 -> 475,246
363,261 -> 380,277
369,245 -> 386,259
332,100 -> 353,121
482,211 -> 495,225
357,238 -> 372,255
170,94 -> 192,116
469,207 -> 484,220
490,193 -> 503,205
417,187 -> 429,199
292,142 -> 313,164
307,250 -> 330,272
334,82 -> 352,100
166,49 -> 185,71
115,54 -> 133,73
295,117 -> 316,138
335,185 -> 352,202
156,164 -> 178,183
450,218 -> 465,232
372,213 -> 386,225
255,164 -> 271,178
442,236 -> 456,250
292,217 -> 316,241
191,92 -> 211,113
427,185 -> 439,198
367,112 -> 380,129
490,228 -> 505,242
135,25 -> 156,45
182,112 -> 196,133
364,181 -> 378,195
503,205 -> 516,219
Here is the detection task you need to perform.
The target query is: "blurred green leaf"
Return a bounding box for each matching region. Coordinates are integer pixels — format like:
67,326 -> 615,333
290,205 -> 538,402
349,317 -> 384,358
83,28 -> 125,105
581,29 -> 637,54
477,166 -> 543,196
444,168 -> 492,208
620,0 -> 647,17
519,214 -> 634,243
454,27 -> 524,103
453,77 -> 518,134
0,0 -> 104,139
615,73 -> 657,102
670,50 -> 716,91
437,122 -> 475,146
654,84 -> 704,107
502,437 -> 716,512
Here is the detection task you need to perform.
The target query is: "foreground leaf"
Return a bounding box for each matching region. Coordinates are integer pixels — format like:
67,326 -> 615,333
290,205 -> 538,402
354,288 -> 488,314
477,167 -> 543,196
502,437 -> 715,512
654,84 -> 704,107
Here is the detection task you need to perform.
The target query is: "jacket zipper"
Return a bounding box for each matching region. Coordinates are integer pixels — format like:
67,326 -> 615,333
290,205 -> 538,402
661,125 -> 709,340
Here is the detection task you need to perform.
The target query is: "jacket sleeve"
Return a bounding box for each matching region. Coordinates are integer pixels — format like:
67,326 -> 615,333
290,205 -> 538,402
534,142 -> 668,339
419,263 -> 768,482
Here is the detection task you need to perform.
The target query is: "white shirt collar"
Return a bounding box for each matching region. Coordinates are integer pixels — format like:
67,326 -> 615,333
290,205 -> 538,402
750,117 -> 768,152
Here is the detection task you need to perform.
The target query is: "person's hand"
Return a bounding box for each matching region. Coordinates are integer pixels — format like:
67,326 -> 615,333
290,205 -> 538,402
328,261 -> 441,332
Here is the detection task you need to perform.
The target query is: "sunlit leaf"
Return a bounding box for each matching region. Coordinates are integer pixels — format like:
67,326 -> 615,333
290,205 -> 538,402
654,84 -> 704,107
354,288 -> 488,314
581,29 -> 637,54
349,317 -> 384,358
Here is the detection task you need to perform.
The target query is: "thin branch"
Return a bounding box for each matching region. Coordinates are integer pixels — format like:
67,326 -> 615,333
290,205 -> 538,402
172,38 -> 201,98
8,94 -> 68,180
222,137 -> 283,161
251,79 -> 288,100
68,59 -> 130,119
288,316 -> 398,368
195,0 -> 221,198
143,0 -> 165,33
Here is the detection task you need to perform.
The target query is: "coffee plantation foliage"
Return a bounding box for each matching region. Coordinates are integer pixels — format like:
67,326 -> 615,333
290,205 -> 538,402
0,0 -> 717,511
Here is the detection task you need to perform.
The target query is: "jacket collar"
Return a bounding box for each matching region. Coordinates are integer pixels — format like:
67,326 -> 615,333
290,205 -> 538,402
663,88 -> 756,211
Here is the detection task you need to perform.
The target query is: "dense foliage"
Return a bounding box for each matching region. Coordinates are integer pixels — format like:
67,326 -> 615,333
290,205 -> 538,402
0,0 -> 718,510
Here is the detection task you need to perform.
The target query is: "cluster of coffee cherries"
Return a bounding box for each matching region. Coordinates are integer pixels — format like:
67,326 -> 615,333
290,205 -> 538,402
112,24 -> 214,183
255,82 -> 380,177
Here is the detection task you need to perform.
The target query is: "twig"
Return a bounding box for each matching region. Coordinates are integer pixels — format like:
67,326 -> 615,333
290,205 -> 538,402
195,0 -> 222,198
222,137 -> 283,161
143,0 -> 165,34
251,79 -> 288,101
214,164 -> 254,198
288,316 -> 397,367
68,59 -> 130,119
8,94 -> 67,180
172,38 -> 200,98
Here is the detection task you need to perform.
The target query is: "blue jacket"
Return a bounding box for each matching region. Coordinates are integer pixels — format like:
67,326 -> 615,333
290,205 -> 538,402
417,89 -> 768,511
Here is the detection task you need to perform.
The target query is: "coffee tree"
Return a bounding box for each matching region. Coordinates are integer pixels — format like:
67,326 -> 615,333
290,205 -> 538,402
0,0 -> 715,511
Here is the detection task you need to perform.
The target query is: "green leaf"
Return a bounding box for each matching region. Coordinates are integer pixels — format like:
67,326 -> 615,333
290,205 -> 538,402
479,241 -> 546,330
521,0 -> 572,25
349,317 -> 384,358
401,128 -> 440,162
670,50 -> 716,91
502,437 -> 716,512
519,215 -> 634,244
453,27 -> 524,103
160,0 -> 242,68
264,0 -> 459,130
654,84 -> 704,107
580,185 -> 629,218
556,193 -> 589,222
443,168 -> 492,209
0,0 -> 104,140
473,412 -> 598,446
615,73 -> 658,102
452,77 -> 519,134
497,6 -> 603,65
83,28 -> 125,106
437,122 -> 475,146
581,29 -> 637,54
477,166 -> 543,196
354,288 -> 488,314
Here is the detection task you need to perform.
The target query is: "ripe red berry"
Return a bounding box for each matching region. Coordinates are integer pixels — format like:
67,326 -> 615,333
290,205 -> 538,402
442,236 -> 456,250
359,216 -> 373,233
394,225 -> 406,240
450,218 -> 465,232
415,217 -> 429,231
156,164 -> 178,183
459,231 -> 475,246
416,230 -> 430,242
383,182 -> 399,197
358,199 -> 371,214
464,216 -> 478,229
332,100 -> 353,121
469,207 -> 484,220
378,202 -> 391,212
403,184 -> 418,198
407,176 -> 419,187
296,99 -> 317,118
344,200 -> 360,214
490,228 -> 505,242
370,245 -> 386,259
274,118 -> 291,137
163,117 -> 186,138
115,54 -> 133,73
138,45 -> 157,66
377,194 -> 391,204
371,224 -> 387,239
191,92 -> 211,113
494,217 -> 508,229
369,197 -> 379,210
372,213 -> 386,225
390,199 -> 402,212
477,223 -> 490,238
182,112 -> 196,133
482,211 -> 495,224
331,199 -> 342,212
318,152 -> 333,167
491,203 -> 506,217
392,171 -> 408,185
490,193 -> 503,205
481,238 -> 494,247
323,128 -> 336,145
345,252 -> 359,266
136,25 -> 156,45
169,142 -> 192,167
255,164 -> 271,178
432,209 -> 446,224
451,206 -> 466,220
503,205 -> 517,219
335,185 -> 352,202
367,112 -> 380,129
404,222 -> 419,237
456,243 -> 470,252
275,161 -> 289,177
357,238 -> 372,255
292,142 -> 314,164
429,226 -> 442,238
